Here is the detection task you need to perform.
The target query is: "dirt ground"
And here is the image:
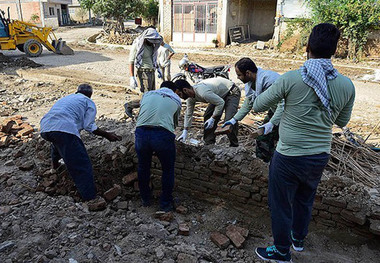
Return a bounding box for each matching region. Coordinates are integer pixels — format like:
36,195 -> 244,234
0,26 -> 379,263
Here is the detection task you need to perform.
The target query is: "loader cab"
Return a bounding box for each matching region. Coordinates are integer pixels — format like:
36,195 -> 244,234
0,10 -> 9,37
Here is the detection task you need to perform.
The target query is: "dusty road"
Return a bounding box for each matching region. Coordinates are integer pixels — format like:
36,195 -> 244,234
5,26 -> 380,144
0,26 -> 379,263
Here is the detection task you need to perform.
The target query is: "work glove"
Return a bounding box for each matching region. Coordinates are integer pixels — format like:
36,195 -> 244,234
177,130 -> 188,142
204,117 -> 216,130
157,68 -> 163,79
259,122 -> 274,135
222,118 -> 237,128
129,76 -> 138,89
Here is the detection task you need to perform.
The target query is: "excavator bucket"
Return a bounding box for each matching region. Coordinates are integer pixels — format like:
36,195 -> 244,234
52,38 -> 74,55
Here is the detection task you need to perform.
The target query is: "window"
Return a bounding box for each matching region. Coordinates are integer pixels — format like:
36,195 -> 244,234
207,4 -> 217,33
173,5 -> 182,32
49,7 -> 55,16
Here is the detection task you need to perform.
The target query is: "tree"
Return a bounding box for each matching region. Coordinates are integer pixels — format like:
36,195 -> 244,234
141,0 -> 159,25
80,0 -> 96,24
92,0 -> 143,31
306,0 -> 380,60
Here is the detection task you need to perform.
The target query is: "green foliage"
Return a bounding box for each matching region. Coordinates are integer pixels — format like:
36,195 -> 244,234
278,18 -> 313,52
92,0 -> 143,30
306,0 -> 380,59
80,0 -> 96,10
30,13 -> 39,23
141,0 -> 159,24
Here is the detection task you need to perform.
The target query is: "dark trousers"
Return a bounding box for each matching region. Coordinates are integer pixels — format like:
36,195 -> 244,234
127,70 -> 156,109
41,131 -> 96,201
268,151 -> 330,252
135,127 -> 176,210
204,87 -> 241,146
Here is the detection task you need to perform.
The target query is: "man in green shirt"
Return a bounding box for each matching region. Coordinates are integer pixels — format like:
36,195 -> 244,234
125,28 -> 163,118
253,23 -> 355,263
223,57 -> 283,162
135,81 -> 181,212
175,77 -> 241,147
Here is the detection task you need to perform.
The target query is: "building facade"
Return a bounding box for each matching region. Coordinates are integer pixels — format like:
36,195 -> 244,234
159,0 -> 309,47
0,0 -> 72,28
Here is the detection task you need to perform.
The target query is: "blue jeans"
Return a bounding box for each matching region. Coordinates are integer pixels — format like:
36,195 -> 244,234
41,131 -> 96,201
135,127 -> 176,211
268,151 -> 330,253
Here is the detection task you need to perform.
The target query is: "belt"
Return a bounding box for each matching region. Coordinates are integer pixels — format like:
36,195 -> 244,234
137,68 -> 155,72
226,84 -> 240,97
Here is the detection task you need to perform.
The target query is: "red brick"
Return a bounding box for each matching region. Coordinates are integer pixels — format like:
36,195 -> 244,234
0,135 -> 10,147
226,225 -> 249,238
1,120 -> 15,133
210,232 -> 230,249
215,125 -> 233,135
226,228 -> 245,248
175,205 -> 188,214
103,184 -> 121,201
178,223 -> 190,236
17,125 -> 34,137
122,172 -> 138,185
87,197 -> 107,211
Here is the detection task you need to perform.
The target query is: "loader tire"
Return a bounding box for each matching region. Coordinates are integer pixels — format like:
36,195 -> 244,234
24,39 -> 42,57
16,44 -> 24,52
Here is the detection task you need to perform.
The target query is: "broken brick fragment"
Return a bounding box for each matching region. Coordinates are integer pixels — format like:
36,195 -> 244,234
103,184 -> 121,201
155,211 -> 174,222
0,135 -> 11,147
175,205 -> 188,214
1,120 -> 15,134
178,223 -> 190,236
87,197 -> 107,211
226,228 -> 245,248
17,125 -> 34,137
215,125 -> 234,136
210,232 -> 230,249
122,172 -> 138,185
18,160 -> 34,171
226,224 -> 249,238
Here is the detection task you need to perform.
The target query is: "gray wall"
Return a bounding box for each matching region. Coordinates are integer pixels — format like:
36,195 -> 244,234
226,0 -> 277,43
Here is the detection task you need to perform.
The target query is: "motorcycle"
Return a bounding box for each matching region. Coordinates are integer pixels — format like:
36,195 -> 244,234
171,54 -> 231,83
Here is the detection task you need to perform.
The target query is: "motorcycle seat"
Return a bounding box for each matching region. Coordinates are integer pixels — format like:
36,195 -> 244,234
203,65 -> 225,74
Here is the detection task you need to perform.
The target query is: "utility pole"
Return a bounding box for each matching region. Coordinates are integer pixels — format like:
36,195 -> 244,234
18,0 -> 23,21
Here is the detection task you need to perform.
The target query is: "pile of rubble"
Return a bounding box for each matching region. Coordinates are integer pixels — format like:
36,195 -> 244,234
0,115 -> 35,148
0,53 -> 42,70
89,23 -> 153,45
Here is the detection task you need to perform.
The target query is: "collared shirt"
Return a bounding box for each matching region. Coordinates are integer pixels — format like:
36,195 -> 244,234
234,68 -> 283,125
253,70 -> 355,156
40,93 -> 98,138
184,77 -> 235,128
129,42 -> 154,69
157,43 -> 175,67
136,89 -> 181,133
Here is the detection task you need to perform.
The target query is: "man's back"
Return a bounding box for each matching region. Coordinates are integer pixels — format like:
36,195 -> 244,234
40,93 -> 97,137
136,90 -> 180,133
193,77 -> 234,102
254,70 -> 355,156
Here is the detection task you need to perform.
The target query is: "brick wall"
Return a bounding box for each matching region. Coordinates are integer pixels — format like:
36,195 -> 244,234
130,143 -> 380,237
0,2 -> 42,24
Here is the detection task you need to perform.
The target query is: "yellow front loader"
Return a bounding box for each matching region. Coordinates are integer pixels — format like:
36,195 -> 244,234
0,9 -> 74,57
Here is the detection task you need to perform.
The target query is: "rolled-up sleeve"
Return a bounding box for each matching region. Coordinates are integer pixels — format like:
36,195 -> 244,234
83,101 -> 98,133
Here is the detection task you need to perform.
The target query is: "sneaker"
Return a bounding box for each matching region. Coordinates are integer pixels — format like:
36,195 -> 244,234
291,231 -> 304,251
255,245 -> 292,263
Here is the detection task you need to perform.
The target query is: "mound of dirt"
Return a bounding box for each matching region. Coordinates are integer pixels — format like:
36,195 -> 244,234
0,53 -> 42,69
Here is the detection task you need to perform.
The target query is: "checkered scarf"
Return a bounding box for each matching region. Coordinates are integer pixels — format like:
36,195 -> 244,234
300,59 -> 338,117
134,28 -> 163,69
